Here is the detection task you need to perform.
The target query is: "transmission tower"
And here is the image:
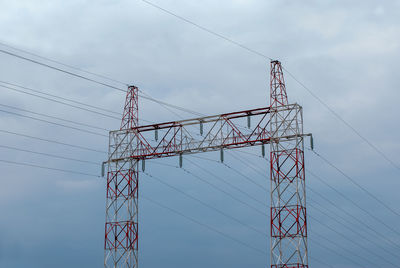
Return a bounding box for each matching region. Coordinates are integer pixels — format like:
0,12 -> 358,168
104,60 -> 310,268
105,86 -> 139,267
270,61 -> 308,267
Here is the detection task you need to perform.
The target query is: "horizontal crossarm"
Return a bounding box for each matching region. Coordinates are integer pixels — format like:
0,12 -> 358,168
106,104 -> 310,161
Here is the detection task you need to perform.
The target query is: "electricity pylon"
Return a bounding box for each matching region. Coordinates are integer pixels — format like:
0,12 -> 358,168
104,60 -> 310,268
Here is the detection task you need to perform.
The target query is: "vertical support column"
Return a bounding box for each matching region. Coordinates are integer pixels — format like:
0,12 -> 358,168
105,86 -> 139,268
269,61 -> 308,268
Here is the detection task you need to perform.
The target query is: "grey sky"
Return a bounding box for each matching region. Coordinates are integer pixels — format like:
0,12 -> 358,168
0,0 -> 399,267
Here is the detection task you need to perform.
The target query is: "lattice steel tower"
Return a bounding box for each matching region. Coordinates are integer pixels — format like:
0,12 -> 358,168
270,61 -> 308,267
105,86 -> 139,267
103,61 -> 310,268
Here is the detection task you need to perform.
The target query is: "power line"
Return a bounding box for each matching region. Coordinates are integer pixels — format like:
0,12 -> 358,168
308,168 -> 400,237
284,68 -> 400,171
309,237 -> 364,268
143,170 -> 266,235
0,158 -> 99,177
139,0 -> 272,61
0,102 -> 109,131
0,83 -> 121,120
217,149 -> 400,263
143,193 -> 347,267
0,40 -> 128,86
0,81 -> 157,125
150,157 -> 383,266
310,214 -> 398,267
235,149 -> 400,245
311,148 -> 400,219
0,144 -> 100,166
159,151 -> 398,264
308,196 -> 400,261
149,161 -> 266,216
0,80 -> 121,115
0,107 -> 108,138
308,255 -> 334,268
139,0 -> 400,172
186,157 -> 266,206
307,184 -> 400,252
141,194 -> 267,255
189,154 -> 266,191
0,49 -> 126,92
0,48 -> 205,117
0,128 -> 106,153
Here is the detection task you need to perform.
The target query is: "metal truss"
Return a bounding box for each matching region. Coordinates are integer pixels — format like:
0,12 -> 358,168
104,61 -> 310,268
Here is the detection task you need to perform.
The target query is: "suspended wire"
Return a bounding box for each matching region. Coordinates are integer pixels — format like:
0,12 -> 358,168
310,214 -> 398,267
150,156 -> 385,266
141,194 -> 267,255
2,8 -> 399,174
0,80 -> 121,115
209,150 -> 400,263
0,129 -> 106,153
139,0 -> 400,172
309,237 -> 364,268
0,102 -> 109,131
0,144 -> 100,166
3,133 -> 398,263
308,254 -> 334,268
0,81 -> 156,126
308,168 -> 400,237
0,108 -> 108,138
311,148 -> 400,218
307,184 -> 400,252
0,40 -> 128,86
143,171 -> 266,235
138,89 -> 204,118
0,49 -> 126,92
3,131 -> 398,263
143,190 -> 336,267
186,158 -> 266,206
235,149 -> 400,245
0,158 -> 99,177
149,161 -> 266,216
0,141 -> 380,266
0,41 -> 205,117
234,146 -> 399,257
308,196 -> 400,261
0,83 -> 121,120
0,48 -> 205,117
283,68 -> 400,171
233,148 -> 400,235
193,153 -> 389,264
139,0 -> 272,61
190,154 -> 266,191
2,13 -> 399,263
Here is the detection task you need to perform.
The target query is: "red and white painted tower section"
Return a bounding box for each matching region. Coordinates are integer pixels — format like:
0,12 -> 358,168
105,86 -> 139,267
270,61 -> 308,267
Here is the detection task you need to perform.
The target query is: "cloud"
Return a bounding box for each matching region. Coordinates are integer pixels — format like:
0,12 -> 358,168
0,0 -> 399,267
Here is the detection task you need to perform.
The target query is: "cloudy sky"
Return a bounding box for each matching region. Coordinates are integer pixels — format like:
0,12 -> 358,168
0,0 -> 399,267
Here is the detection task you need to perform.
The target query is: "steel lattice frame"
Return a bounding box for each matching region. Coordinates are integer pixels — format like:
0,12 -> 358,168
104,61 -> 309,268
